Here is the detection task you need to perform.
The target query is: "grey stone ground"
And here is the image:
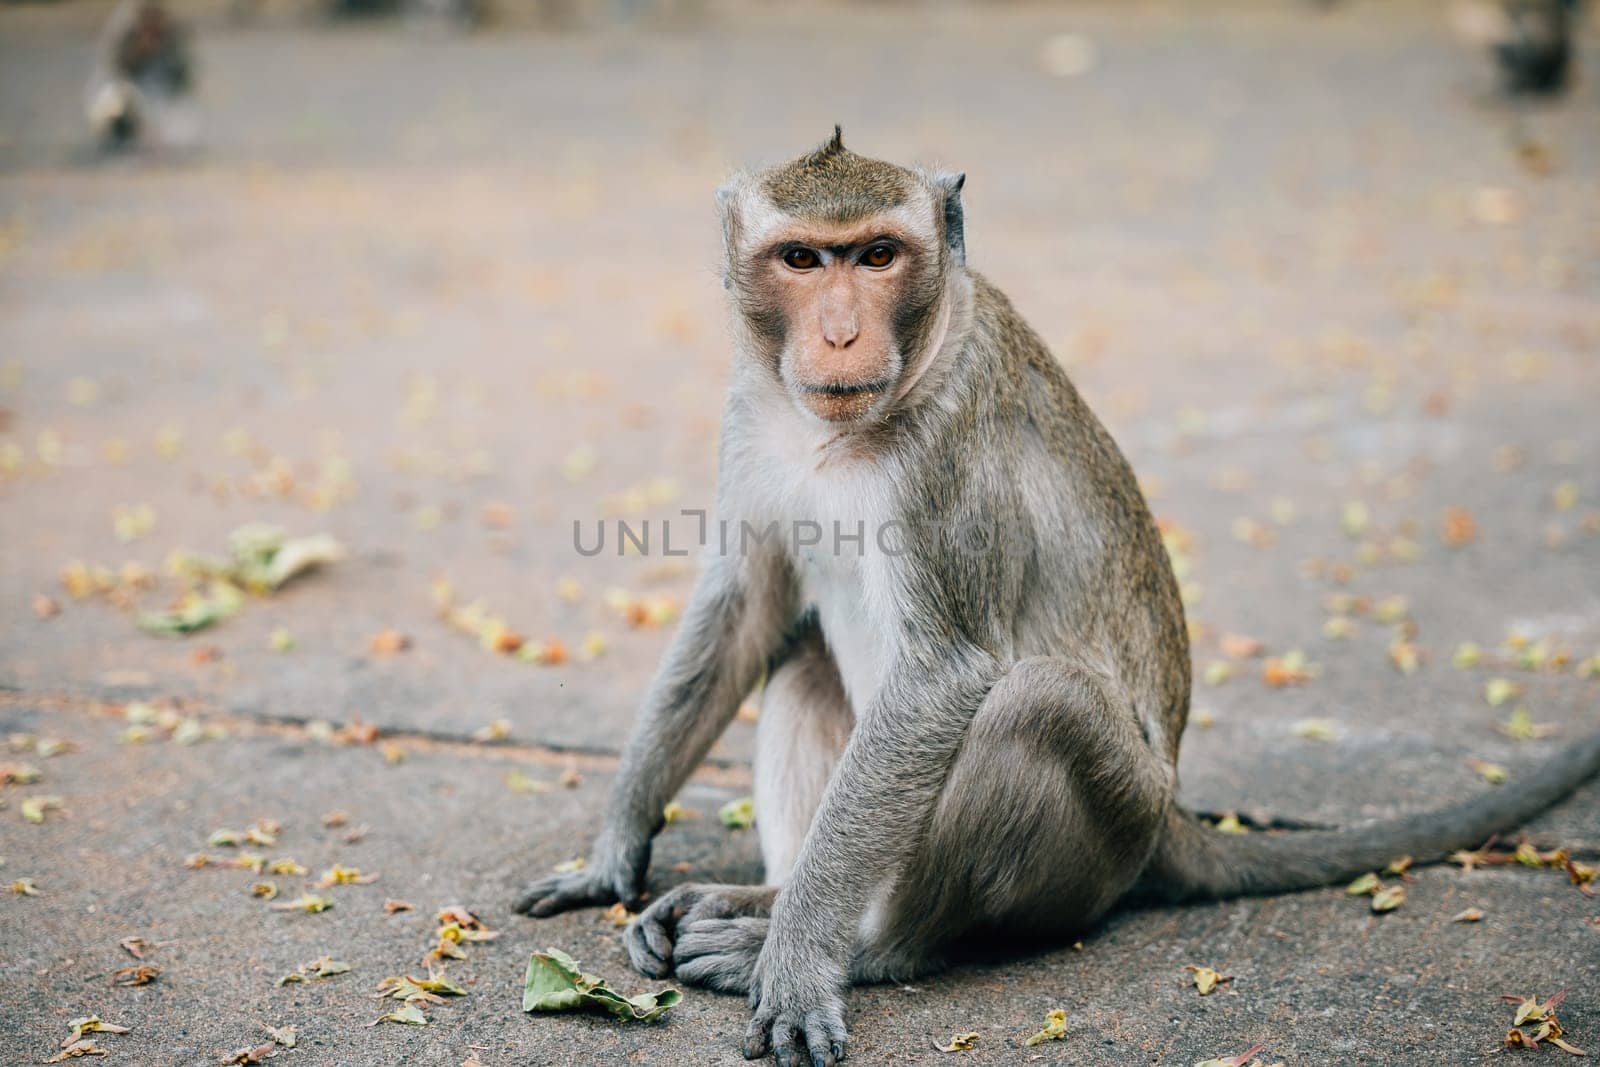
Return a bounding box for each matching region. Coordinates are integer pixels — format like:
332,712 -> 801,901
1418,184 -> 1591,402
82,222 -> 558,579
1,1 -> 1598,1064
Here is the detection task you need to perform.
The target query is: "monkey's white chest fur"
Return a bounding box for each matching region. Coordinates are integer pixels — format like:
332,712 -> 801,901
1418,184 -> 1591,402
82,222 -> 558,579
800,534 -> 890,713
739,426 -> 899,712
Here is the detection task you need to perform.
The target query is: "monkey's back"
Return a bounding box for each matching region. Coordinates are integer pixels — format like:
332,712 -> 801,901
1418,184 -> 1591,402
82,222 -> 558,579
954,275 -> 1191,760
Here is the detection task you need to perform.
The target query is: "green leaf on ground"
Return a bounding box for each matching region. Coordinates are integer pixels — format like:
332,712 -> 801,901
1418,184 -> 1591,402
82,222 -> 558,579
718,797 -> 755,830
522,948 -> 681,1022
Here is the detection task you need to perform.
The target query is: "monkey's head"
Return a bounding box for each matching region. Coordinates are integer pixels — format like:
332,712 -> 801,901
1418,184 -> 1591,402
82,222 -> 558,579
717,128 -> 967,424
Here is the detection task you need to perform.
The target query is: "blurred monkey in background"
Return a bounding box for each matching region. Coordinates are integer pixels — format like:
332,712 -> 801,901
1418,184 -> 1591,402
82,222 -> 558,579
85,0 -> 198,151
1494,0 -> 1579,94
1456,0 -> 1582,96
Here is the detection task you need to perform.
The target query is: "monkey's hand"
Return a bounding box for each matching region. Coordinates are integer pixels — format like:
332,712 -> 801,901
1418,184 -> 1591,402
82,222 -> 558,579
513,838 -> 650,918
742,937 -> 849,1066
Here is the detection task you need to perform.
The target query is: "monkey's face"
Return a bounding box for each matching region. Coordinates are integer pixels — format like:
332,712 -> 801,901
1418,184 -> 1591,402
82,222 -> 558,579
719,134 -> 963,426
754,223 -> 938,424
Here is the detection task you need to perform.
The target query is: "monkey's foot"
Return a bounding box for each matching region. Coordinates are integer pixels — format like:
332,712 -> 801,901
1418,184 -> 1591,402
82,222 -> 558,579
623,882 -> 776,980
673,916 -> 768,994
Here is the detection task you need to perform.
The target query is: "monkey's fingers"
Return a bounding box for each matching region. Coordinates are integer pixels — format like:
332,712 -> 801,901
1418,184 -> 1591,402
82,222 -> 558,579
744,991 -> 847,1066
623,911 -> 674,978
742,1007 -> 775,1060
511,872 -> 614,917
623,883 -> 701,975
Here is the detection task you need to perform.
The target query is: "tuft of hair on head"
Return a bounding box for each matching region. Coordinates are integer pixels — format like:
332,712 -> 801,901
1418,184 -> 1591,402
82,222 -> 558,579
761,127 -> 918,224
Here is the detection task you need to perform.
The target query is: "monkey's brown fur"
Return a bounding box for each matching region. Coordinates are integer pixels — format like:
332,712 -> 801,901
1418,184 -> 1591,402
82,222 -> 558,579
761,125 -> 916,223
518,131 -> 1600,1066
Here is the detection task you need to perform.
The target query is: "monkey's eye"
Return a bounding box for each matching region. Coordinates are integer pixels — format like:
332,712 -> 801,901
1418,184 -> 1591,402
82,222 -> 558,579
783,248 -> 820,270
861,244 -> 896,268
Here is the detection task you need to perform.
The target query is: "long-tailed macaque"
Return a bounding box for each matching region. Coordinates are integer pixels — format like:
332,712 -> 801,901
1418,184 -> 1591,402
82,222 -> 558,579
517,129 -> 1600,1065
85,0 -> 195,150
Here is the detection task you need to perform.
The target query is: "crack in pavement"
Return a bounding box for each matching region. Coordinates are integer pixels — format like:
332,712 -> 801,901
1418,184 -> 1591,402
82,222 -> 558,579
0,684 -> 754,785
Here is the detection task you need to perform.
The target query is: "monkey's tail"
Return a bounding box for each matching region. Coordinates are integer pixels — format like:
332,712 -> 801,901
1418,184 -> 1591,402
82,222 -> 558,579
1137,728 -> 1600,903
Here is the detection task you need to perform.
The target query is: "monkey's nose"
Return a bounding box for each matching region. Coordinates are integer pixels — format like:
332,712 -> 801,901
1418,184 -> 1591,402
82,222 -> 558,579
821,319 -> 859,350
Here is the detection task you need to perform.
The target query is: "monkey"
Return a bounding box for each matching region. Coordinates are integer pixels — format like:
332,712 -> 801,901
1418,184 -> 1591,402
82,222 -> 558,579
84,0 -> 196,151
515,129 -> 1600,1066
1493,0 -> 1579,95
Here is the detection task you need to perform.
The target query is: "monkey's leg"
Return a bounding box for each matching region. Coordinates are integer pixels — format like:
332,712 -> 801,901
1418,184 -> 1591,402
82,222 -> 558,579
855,656 -> 1175,981
625,624 -> 852,991
660,656 -> 1174,989
753,623 -> 854,884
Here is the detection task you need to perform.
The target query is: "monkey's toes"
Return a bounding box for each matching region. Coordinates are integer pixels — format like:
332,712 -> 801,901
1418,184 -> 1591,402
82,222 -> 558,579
623,911 -> 675,978
673,916 -> 767,994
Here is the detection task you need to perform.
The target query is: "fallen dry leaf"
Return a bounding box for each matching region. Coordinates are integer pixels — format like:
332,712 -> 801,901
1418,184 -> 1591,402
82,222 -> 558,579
374,972 -> 468,1003
21,794 -> 64,823
1467,758 -> 1509,784
1022,1009 -> 1068,1046
271,893 -> 334,914
505,769 -> 551,794
316,864 -> 378,888
111,966 -> 159,987
1221,634 -> 1264,659
369,629 -> 410,656
1194,1044 -> 1267,1067
935,1032 -> 980,1052
219,1040 -> 279,1063
1185,964 -> 1233,995
1264,650 -> 1318,688
1503,989 -> 1569,1028
1290,719 -> 1338,741
63,1017 -> 130,1045
719,797 -> 756,829
278,956 -> 350,985
472,719 -> 512,743
1346,872 -> 1380,895
1497,707 -> 1558,741
1371,884 -> 1406,912
260,1023 -> 295,1048
1485,678 -> 1519,707
1440,506 -> 1478,548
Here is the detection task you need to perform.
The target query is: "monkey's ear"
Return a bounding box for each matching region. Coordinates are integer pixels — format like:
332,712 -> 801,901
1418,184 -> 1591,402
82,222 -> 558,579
934,172 -> 967,266
714,177 -> 745,290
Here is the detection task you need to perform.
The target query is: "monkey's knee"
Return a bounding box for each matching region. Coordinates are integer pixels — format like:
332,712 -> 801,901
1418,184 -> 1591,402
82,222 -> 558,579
976,656 -> 1174,834
876,658 -> 1174,943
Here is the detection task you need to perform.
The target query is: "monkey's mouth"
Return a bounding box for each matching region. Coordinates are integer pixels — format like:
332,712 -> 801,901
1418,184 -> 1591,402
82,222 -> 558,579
803,380 -> 890,397
798,380 -> 891,422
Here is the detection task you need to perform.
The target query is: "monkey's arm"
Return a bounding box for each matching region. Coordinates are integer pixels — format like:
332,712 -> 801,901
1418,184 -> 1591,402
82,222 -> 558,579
516,547 -> 796,917
743,644 -> 1001,1062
